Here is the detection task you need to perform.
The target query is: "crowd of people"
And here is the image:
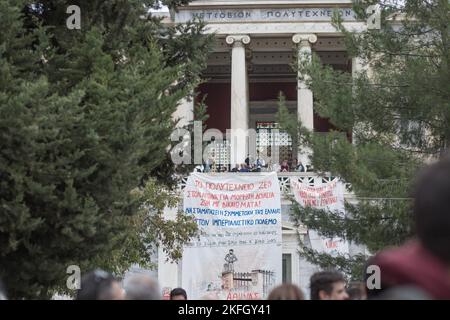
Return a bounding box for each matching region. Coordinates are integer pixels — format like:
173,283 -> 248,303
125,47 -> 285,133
0,268 -> 360,300
71,269 -> 358,300
74,271 -> 189,300
195,154 -> 308,173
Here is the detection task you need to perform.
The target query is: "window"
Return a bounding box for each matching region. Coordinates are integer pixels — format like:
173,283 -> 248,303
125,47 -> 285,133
256,121 -> 293,164
282,253 -> 292,283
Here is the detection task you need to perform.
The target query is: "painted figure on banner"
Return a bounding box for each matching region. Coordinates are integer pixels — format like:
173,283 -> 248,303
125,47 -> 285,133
224,249 -> 238,272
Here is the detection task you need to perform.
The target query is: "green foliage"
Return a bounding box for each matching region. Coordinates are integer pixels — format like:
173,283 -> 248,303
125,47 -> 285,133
276,92 -> 298,141
278,0 -> 449,278
129,178 -> 198,265
0,0 -> 212,298
300,243 -> 367,280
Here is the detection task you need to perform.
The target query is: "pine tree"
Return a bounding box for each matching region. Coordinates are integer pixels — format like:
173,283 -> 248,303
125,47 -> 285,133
278,0 -> 450,279
0,0 -> 213,298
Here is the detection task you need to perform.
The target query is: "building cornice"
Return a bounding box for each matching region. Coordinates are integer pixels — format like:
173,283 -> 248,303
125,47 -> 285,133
202,22 -> 366,36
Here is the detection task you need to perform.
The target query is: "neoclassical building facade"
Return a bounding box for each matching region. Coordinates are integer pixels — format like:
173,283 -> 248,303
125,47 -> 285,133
171,0 -> 366,167
156,0 -> 368,298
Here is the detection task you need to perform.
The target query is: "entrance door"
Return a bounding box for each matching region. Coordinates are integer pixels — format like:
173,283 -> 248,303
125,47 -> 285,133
256,121 -> 293,167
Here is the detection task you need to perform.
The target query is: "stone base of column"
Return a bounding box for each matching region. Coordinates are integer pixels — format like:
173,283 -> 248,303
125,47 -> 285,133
228,128 -> 248,167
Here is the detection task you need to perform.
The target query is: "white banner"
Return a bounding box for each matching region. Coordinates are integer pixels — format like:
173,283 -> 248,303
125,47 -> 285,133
182,172 -> 282,300
290,177 -> 349,256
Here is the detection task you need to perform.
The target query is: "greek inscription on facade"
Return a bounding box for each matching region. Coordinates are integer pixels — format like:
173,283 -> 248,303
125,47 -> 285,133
178,8 -> 356,23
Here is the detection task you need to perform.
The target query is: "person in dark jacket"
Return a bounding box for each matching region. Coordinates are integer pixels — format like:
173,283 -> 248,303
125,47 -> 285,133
369,153 -> 450,299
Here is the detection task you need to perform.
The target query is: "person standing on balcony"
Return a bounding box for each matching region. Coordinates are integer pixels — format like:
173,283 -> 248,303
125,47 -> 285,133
296,160 -> 306,172
280,159 -> 289,172
204,156 -> 214,173
269,160 -> 280,172
254,154 -> 265,172
245,154 -> 250,167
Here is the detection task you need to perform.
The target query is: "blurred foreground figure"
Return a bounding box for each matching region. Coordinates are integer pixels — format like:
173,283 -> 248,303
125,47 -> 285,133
310,270 -> 349,300
370,154 -> 450,299
76,269 -> 125,300
125,274 -> 161,300
0,279 -> 7,300
267,284 -> 304,300
346,282 -> 367,300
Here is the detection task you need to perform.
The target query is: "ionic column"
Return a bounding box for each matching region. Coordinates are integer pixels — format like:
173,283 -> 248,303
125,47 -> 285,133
226,35 -> 251,166
292,34 -> 317,167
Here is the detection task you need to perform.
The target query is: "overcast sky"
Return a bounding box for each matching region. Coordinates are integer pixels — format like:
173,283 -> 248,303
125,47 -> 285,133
148,1 -> 405,13
149,1 -> 169,12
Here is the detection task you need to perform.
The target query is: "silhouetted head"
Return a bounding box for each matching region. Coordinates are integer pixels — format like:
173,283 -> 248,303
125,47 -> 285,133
76,269 -> 124,300
170,287 -> 187,300
413,153 -> 450,264
125,274 -> 161,300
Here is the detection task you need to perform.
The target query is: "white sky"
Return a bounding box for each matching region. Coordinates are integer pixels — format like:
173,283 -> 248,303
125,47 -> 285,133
148,1 -> 405,13
150,6 -> 169,12
149,1 -> 169,12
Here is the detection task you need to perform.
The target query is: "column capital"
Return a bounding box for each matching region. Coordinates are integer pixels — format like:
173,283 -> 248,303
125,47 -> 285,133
292,34 -> 317,46
226,35 -> 251,47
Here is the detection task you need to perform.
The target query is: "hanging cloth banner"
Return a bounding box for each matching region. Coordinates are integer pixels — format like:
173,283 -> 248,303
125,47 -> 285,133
290,177 -> 349,256
182,172 -> 282,300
